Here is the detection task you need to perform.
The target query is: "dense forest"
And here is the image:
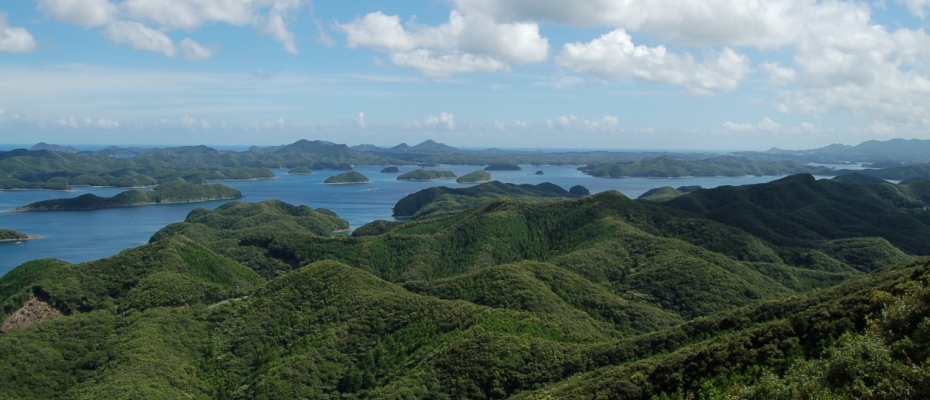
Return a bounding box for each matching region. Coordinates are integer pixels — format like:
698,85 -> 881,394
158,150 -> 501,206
16,180 -> 242,211
396,169 -> 457,181
324,171 -> 370,184
1,174 -> 930,398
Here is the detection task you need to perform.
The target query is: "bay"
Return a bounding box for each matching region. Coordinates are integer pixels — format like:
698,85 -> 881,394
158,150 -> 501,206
0,165 -> 812,276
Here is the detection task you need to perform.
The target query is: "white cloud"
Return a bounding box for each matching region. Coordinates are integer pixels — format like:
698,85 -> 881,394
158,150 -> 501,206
722,117 -> 783,132
178,38 -> 213,60
546,115 -> 619,131
557,30 -> 751,95
337,10 -> 548,77
104,21 -> 176,56
95,118 -> 119,128
40,0 -> 303,54
896,0 -> 930,18
760,62 -> 796,86
0,12 -> 38,53
37,0 -> 117,28
0,108 -> 4,117
424,112 -> 455,129
452,0 -> 809,48
356,112 -> 365,128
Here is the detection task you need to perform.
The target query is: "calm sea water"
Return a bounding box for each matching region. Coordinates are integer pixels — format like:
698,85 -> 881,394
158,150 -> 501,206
0,165 -> 824,276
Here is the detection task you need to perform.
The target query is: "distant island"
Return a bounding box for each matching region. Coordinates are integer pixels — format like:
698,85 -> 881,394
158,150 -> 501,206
397,169 -> 457,181
380,166 -> 400,173
324,171 -> 370,184
16,180 -> 242,211
580,155 -> 836,178
535,170 -> 544,175
456,170 -> 492,184
485,163 -> 521,171
287,166 -> 312,174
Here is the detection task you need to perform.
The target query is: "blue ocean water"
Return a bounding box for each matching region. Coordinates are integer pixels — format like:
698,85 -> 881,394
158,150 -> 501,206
0,165 -> 820,277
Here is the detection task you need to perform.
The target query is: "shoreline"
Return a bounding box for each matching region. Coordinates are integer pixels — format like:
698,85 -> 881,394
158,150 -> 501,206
0,235 -> 44,243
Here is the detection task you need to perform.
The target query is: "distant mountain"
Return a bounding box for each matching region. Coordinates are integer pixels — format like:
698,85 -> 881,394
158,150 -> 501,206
763,139 -> 930,163
30,142 -> 79,153
352,140 -> 460,155
273,139 -> 355,159
350,144 -> 386,153
409,139 -> 460,154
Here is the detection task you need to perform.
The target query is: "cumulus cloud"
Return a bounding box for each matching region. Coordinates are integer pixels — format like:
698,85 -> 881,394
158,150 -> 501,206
557,30 -> 751,95
452,0 -> 809,48
423,112 -> 455,129
0,12 -> 38,53
94,118 -> 120,128
104,21 -> 175,56
896,0 -> 930,18
39,0 -> 304,55
356,112 -> 365,128
181,116 -> 210,129
337,10 -> 548,77
547,115 -> 619,131
253,69 -> 271,80
178,38 -> 213,60
38,0 -> 117,28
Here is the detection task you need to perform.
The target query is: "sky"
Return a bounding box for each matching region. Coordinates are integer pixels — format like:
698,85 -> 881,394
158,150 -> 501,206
1,0 -> 929,151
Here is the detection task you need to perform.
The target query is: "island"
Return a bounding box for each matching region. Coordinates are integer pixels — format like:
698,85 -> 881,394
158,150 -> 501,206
324,171 -> 370,184
287,166 -> 312,174
15,180 -> 242,211
569,185 -> 590,196
455,170 -> 492,184
535,170 -> 544,175
380,166 -> 400,173
484,163 -> 522,171
397,169 -> 457,181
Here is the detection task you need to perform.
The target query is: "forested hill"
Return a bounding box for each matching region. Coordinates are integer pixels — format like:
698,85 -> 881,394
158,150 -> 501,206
392,180 -> 578,218
579,155 -> 836,178
1,173 -> 930,398
16,180 -> 242,211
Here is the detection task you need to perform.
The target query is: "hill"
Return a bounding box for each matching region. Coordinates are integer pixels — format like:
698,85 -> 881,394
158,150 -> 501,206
392,181 -> 573,217
3,172 -> 930,398
397,169 -> 457,181
287,166 -> 312,174
16,180 -> 242,211
456,170 -> 492,183
324,171 -> 370,184
485,163 -> 522,171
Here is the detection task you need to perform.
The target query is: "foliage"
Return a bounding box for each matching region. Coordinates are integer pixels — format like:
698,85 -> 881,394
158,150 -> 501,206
324,171 -> 370,184
392,181 -> 575,218
16,180 -> 242,211
581,155 -> 836,178
457,169 -> 492,183
0,228 -> 28,240
397,169 -> 457,181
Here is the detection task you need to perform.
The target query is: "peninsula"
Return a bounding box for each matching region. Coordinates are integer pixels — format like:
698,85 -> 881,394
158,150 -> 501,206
16,180 -> 242,211
455,170 -> 492,184
0,229 -> 40,242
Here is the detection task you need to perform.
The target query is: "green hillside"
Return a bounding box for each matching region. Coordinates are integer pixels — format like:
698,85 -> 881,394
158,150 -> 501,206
0,229 -> 28,241
2,172 -> 930,398
392,181 -> 575,218
456,169 -> 492,183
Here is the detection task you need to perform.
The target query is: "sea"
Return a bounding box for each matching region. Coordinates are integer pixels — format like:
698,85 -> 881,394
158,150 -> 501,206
0,165 -> 848,277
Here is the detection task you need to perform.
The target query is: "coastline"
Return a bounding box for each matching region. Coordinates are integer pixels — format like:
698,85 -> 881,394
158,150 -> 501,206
0,235 -> 44,243
13,196 -> 242,212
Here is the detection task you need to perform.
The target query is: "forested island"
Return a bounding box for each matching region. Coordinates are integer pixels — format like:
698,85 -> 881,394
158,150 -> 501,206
397,169 -> 457,181
380,166 -> 400,173
15,180 -> 242,211
579,155 -> 836,178
287,166 -> 312,174
324,171 -> 370,184
455,170 -> 492,183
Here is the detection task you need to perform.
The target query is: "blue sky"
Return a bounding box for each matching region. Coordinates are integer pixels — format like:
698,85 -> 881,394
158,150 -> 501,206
1,0 -> 929,150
